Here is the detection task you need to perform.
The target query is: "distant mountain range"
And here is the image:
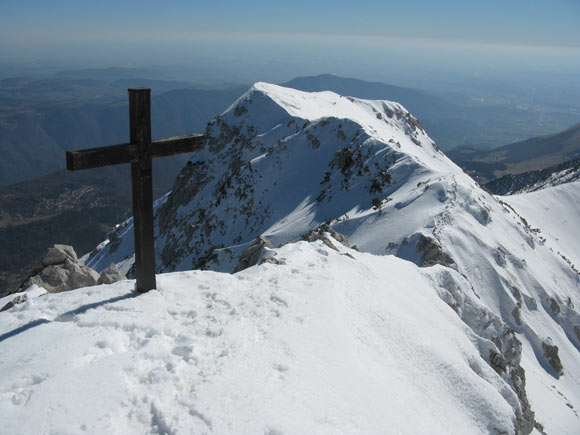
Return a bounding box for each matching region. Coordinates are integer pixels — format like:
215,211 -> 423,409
0,72 -> 247,186
283,74 -> 579,153
485,158 -> 580,195
2,72 -> 579,186
1,72 -> 578,295
448,123 -> 580,182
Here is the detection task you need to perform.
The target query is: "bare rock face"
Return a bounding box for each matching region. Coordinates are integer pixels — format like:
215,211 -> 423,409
542,338 -> 564,375
235,236 -> 274,272
97,263 -> 126,285
21,245 -> 100,293
302,224 -> 351,251
416,234 -> 455,268
432,269 -> 535,434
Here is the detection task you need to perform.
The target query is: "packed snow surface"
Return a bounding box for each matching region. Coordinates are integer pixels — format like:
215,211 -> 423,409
2,240 -> 519,434
64,82 -> 580,433
501,179 -> 580,269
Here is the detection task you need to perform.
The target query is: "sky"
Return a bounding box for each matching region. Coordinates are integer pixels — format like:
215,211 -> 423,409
0,0 -> 579,87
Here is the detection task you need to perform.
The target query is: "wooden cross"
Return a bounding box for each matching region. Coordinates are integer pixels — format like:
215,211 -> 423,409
66,89 -> 204,292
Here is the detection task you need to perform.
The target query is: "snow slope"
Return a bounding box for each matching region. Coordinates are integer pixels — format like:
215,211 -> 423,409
79,83 -> 580,432
1,239 -> 526,434
500,178 -> 580,275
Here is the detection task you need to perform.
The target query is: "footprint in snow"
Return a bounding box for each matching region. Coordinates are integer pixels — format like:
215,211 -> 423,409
270,295 -> 288,308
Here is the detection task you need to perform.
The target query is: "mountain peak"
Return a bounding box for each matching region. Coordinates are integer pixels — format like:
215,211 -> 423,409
229,82 -> 442,164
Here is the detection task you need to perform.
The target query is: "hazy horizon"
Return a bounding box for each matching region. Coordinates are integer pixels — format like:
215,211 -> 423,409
1,0 -> 579,93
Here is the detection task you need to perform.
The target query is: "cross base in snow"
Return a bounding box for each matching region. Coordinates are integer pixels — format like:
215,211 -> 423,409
66,89 -> 205,292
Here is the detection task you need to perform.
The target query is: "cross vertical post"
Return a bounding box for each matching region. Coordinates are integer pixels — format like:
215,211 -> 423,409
129,89 -> 156,292
65,89 -> 205,294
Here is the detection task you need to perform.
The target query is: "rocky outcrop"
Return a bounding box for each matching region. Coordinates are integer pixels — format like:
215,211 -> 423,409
97,263 -> 126,285
20,244 -> 124,293
20,245 -> 99,293
234,236 -> 274,272
542,338 -> 564,375
429,268 -> 535,434
416,235 -> 455,268
301,224 -> 351,251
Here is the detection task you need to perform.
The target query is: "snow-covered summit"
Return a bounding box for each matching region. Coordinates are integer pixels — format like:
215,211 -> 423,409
237,82 -> 448,172
78,83 -> 580,432
86,81 -> 454,273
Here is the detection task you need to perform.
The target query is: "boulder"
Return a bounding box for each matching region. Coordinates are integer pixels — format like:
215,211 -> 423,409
42,244 -> 78,266
20,245 -> 100,293
97,263 -> 126,285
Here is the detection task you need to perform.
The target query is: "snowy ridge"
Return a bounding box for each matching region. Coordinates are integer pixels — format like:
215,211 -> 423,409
74,83 -> 579,432
1,239 -> 523,434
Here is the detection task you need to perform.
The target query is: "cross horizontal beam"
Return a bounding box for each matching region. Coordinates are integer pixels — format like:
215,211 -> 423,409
66,133 -> 205,171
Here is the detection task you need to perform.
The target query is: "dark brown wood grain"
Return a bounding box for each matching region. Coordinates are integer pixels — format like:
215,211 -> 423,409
65,88 -> 205,293
129,89 -> 156,293
151,134 -> 204,158
66,143 -> 137,171
66,134 -> 205,171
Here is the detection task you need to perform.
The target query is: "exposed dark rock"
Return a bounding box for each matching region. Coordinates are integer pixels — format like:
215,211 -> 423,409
512,307 -> 522,326
533,421 -> 547,435
542,338 -> 564,375
416,235 -> 455,268
510,365 -> 535,434
302,224 -> 351,252
487,332 -> 535,435
490,351 -> 508,373
235,236 -> 274,272
106,226 -> 123,255
494,331 -> 535,434
159,160 -> 212,231
234,104 -> 248,117
548,297 -> 561,315
511,286 -> 523,306
524,295 -> 538,311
